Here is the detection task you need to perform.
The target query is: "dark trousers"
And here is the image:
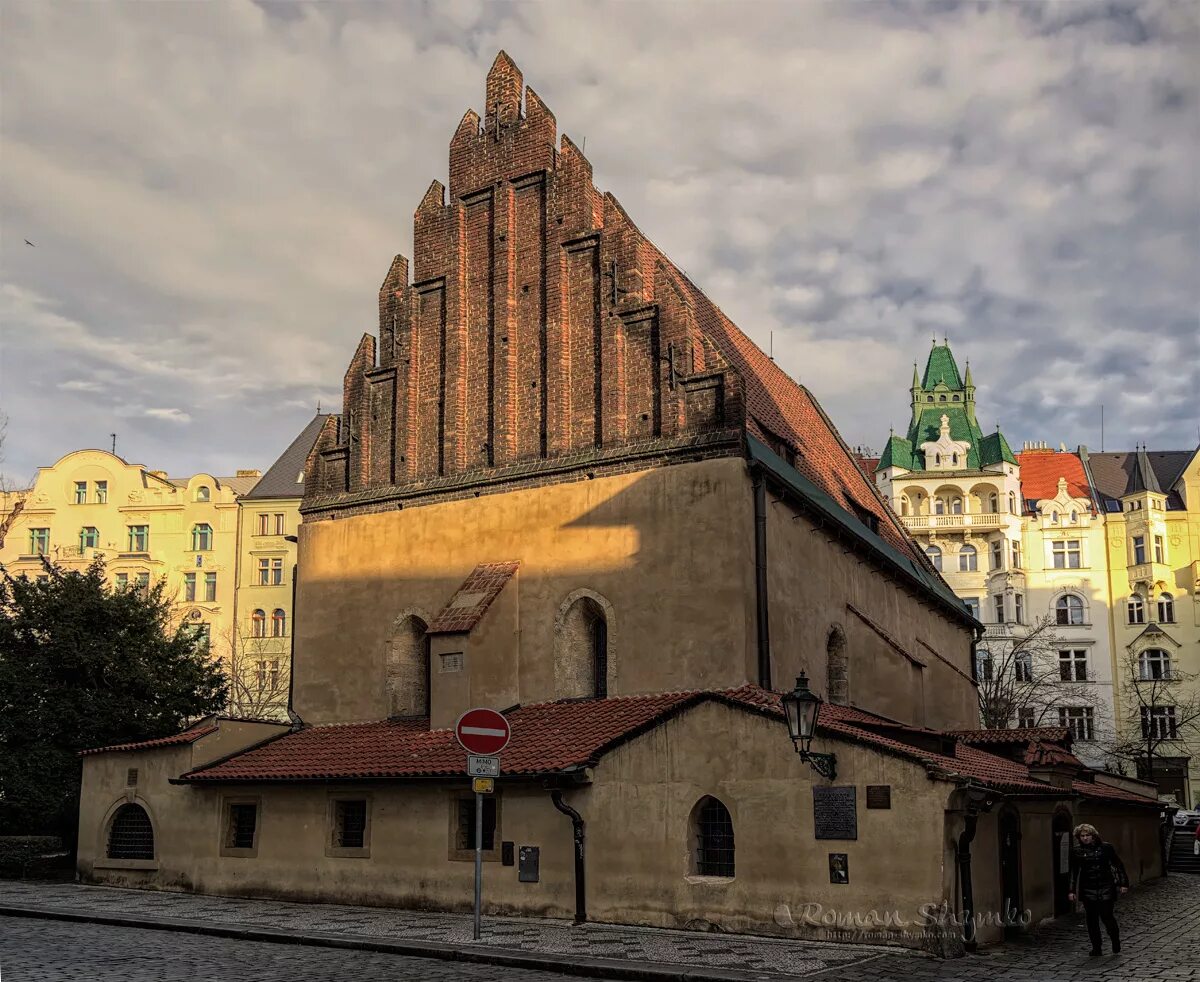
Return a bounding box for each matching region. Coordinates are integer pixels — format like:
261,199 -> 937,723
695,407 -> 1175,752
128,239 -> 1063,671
1083,898 -> 1120,950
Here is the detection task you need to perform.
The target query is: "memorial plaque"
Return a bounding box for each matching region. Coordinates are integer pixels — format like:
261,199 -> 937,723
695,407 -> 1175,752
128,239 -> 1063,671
829,853 -> 849,884
866,785 -> 892,809
813,786 -> 858,840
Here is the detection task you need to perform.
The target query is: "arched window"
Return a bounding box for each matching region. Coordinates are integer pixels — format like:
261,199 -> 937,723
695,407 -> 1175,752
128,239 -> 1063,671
106,803 -> 154,860
826,626 -> 848,705
927,395 -> 934,402
959,545 -> 978,572
691,796 -> 734,877
934,454 -> 942,466
899,497 -> 909,516
1050,511 -> 1059,525
951,453 -> 959,466
1008,491 -> 1017,514
1128,593 -> 1145,625
1139,649 -> 1171,681
191,523 -> 213,551
926,545 -> 943,571
988,492 -> 998,513
934,498 -> 945,515
1069,510 -> 1078,524
939,394 -> 947,402
554,594 -> 610,700
251,609 -> 266,638
952,497 -> 963,514
952,394 -> 960,401
1157,594 -> 1175,623
1055,595 -> 1085,626
271,608 -> 286,637
195,486 -> 211,502
386,614 -> 430,718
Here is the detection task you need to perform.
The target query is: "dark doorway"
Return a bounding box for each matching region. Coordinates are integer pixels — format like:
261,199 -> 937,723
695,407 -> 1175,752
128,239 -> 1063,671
1052,810 -> 1073,916
1138,757 -> 1190,808
998,809 -> 1023,936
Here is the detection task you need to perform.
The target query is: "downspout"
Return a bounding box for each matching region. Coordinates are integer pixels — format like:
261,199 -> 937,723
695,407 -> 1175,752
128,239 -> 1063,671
550,791 -> 586,924
752,467 -> 772,690
283,534 -> 302,729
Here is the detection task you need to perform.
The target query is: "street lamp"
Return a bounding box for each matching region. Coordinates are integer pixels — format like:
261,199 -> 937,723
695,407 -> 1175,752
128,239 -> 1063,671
782,672 -> 837,781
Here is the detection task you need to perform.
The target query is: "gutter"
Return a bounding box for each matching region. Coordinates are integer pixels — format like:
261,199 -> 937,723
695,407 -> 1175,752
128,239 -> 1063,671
550,791 -> 587,924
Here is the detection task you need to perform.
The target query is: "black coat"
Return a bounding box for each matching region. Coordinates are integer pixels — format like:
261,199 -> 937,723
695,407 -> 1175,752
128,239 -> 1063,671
1069,841 -> 1129,903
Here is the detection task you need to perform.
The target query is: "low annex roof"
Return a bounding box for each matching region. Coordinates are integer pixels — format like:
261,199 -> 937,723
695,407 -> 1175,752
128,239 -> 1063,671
80,719 -> 219,756
174,687 -> 1155,806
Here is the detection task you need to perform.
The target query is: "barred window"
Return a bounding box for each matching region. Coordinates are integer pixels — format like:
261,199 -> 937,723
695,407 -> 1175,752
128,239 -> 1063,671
457,797 -> 496,851
106,804 -> 154,860
334,800 -> 367,849
226,803 -> 258,850
692,796 -> 734,878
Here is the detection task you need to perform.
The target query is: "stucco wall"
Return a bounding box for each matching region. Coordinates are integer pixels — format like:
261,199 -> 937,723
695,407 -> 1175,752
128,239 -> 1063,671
765,499 -> 978,730
293,457 -> 758,724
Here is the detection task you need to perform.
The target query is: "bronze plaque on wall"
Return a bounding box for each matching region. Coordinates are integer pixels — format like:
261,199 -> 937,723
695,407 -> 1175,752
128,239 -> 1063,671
813,786 -> 857,840
866,785 -> 892,809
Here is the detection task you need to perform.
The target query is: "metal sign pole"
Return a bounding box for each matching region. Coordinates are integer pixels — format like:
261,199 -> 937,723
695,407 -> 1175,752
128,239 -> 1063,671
473,790 -> 483,941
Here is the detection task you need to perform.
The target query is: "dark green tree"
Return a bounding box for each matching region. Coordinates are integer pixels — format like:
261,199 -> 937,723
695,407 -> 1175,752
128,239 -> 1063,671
0,559 -> 227,845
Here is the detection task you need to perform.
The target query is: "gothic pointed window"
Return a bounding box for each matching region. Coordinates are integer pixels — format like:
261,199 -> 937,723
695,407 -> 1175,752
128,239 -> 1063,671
691,797 -> 734,878
386,615 -> 430,718
555,593 -> 610,700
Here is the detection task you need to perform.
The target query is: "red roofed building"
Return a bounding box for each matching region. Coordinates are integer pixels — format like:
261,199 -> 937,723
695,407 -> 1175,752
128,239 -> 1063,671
77,54 -> 1164,952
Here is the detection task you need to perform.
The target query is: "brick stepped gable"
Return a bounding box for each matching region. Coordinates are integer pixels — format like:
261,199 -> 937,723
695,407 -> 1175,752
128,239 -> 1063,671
306,52 -> 915,562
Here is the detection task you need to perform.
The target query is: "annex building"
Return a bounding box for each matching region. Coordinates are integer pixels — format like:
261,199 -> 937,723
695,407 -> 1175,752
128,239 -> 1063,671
77,55 -> 1164,952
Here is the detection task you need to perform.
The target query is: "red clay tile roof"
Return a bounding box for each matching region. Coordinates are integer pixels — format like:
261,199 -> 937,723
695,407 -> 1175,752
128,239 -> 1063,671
1016,451 -> 1092,506
427,561 -> 519,634
178,686 -> 1152,806
952,727 -> 1072,745
80,720 -> 218,756
1024,741 -> 1085,769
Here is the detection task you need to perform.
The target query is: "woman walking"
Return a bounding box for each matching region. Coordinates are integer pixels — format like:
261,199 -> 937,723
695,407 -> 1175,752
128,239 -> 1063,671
1067,823 -> 1129,955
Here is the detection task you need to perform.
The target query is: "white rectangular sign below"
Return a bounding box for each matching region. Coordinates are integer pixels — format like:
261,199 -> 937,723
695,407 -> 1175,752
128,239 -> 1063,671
467,755 -> 500,778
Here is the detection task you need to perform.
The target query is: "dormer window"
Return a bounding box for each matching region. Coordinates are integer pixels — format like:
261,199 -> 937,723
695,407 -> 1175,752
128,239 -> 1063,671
939,394 -> 947,402
196,486 -> 211,502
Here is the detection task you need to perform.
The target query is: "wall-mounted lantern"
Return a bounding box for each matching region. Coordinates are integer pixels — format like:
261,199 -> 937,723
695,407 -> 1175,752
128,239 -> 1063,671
782,672 -> 837,781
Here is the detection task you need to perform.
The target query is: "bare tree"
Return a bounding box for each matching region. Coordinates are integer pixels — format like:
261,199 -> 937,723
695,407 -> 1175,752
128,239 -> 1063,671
1108,646 -> 1200,787
975,616 -> 1110,743
219,620 -> 290,721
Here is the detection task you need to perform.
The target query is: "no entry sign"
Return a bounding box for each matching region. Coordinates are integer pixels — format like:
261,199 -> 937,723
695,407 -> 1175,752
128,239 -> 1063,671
455,708 -> 511,756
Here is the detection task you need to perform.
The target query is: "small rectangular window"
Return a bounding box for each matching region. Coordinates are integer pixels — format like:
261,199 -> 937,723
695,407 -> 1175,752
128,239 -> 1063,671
74,481 -> 88,504
990,541 -> 1003,571
334,800 -> 367,849
80,526 -> 100,550
1058,649 -> 1088,682
1133,536 -> 1146,564
1141,706 -> 1178,740
257,513 -> 270,535
204,572 -> 217,603
115,573 -> 128,590
1052,540 -> 1082,569
1017,707 -> 1036,728
134,572 -> 150,595
226,803 -> 258,850
257,558 -> 270,586
993,595 -> 1005,624
184,572 -> 196,602
1058,706 -> 1095,741
1014,594 -> 1024,624
274,513 -> 285,535
271,558 -> 283,585
1154,535 -> 1165,564
1010,541 -> 1021,570
29,528 -> 50,555
95,481 -> 108,504
964,597 -> 980,620
128,525 -> 149,552
1014,653 -> 1032,682
456,797 -> 497,852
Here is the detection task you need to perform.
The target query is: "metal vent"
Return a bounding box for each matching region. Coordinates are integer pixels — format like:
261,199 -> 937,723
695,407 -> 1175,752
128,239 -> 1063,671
126,768 -> 138,788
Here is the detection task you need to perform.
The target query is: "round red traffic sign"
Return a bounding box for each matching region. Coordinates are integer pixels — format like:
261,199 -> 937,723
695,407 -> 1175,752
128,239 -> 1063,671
455,708 -> 511,756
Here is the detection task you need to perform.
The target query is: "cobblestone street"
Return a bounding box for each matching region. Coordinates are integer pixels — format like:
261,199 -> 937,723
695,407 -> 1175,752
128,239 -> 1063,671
1,874 -> 1198,980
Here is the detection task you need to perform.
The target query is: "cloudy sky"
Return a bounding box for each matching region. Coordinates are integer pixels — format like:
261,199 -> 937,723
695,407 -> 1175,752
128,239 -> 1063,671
1,0 -> 1197,482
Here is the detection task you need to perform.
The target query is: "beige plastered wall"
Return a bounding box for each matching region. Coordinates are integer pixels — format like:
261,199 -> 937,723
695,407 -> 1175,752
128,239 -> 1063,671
765,498 -> 979,731
294,457 -> 759,724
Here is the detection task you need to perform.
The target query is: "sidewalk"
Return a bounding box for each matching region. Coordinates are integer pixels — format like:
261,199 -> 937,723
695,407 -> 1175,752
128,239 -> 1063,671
0,879 -> 923,981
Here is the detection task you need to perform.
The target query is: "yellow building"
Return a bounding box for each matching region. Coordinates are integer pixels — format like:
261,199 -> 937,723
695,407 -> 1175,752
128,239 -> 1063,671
0,449 -> 259,680
230,415 -> 331,721
1084,446 -> 1200,807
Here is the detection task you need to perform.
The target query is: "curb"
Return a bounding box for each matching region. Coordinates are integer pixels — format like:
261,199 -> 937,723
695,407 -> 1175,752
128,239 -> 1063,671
0,904 -> 787,981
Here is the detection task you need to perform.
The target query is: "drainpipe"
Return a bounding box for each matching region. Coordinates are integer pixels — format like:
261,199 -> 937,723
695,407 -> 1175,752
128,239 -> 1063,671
751,467 -> 772,690
283,534 -> 302,730
550,791 -> 586,924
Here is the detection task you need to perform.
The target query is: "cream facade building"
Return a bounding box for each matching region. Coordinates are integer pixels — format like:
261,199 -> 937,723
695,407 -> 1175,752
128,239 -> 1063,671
0,449 -> 259,685
231,415 -> 331,721
873,346 -> 1117,768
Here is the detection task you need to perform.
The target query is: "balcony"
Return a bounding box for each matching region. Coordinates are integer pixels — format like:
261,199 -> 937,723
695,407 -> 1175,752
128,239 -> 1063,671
900,513 -> 1009,532
1127,562 -> 1171,588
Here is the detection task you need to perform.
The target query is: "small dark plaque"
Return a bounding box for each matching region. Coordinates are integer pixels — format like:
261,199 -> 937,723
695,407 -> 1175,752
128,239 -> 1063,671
829,853 -> 849,884
813,786 -> 858,840
518,845 -> 540,883
501,841 -> 515,866
866,785 -> 892,809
